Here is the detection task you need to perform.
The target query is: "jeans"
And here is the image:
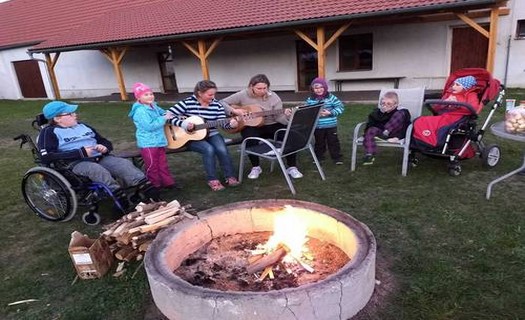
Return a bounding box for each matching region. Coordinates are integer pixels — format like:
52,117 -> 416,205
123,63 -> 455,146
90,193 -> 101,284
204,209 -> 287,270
187,133 -> 236,181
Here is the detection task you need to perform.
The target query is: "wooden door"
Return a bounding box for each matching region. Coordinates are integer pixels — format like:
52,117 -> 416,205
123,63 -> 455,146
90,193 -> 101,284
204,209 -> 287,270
296,41 -> 318,91
13,60 -> 47,98
450,26 -> 488,73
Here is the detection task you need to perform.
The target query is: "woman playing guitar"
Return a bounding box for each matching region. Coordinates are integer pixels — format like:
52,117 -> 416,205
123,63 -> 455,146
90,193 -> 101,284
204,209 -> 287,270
167,80 -> 240,191
220,74 -> 303,180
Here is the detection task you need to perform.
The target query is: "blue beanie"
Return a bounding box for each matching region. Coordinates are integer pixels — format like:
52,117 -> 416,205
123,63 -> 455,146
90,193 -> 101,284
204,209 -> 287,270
455,76 -> 476,90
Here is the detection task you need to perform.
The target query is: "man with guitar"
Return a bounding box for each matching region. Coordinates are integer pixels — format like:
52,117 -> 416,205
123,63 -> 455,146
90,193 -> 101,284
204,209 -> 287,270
167,80 -> 240,192
220,74 -> 303,180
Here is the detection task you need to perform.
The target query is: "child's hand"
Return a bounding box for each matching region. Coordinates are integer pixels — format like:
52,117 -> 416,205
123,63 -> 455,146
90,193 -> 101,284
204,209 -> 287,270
320,109 -> 331,117
164,113 -> 174,120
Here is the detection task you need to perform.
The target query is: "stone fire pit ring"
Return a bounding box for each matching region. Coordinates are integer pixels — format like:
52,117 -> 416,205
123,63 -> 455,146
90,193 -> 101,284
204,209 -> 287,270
145,199 -> 376,320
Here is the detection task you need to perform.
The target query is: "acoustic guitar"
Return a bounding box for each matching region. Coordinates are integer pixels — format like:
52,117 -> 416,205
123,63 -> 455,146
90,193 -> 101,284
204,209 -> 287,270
225,104 -> 289,134
164,116 -> 233,149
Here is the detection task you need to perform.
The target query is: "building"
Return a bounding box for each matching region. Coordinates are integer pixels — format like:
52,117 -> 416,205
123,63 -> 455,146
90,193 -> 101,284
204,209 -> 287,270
0,0 -> 523,100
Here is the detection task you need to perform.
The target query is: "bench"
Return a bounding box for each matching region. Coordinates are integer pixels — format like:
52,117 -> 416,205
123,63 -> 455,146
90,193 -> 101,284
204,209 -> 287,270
331,76 -> 405,91
115,136 -> 243,168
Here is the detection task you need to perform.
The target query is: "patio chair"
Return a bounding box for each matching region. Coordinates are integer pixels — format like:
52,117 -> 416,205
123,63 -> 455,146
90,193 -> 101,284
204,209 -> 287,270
350,87 -> 425,176
238,102 -> 325,195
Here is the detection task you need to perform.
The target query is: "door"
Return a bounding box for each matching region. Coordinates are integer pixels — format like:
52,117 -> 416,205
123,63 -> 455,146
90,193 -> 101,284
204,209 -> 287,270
450,26 -> 488,73
296,41 -> 318,91
158,52 -> 178,92
13,60 -> 47,98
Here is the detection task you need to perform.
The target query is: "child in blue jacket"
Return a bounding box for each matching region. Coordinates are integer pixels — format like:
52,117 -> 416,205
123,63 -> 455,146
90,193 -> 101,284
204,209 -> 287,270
305,77 -> 345,164
128,82 -> 177,189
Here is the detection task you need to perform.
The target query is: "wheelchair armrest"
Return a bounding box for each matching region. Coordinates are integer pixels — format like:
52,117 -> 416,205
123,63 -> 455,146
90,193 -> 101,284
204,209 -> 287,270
273,128 -> 287,142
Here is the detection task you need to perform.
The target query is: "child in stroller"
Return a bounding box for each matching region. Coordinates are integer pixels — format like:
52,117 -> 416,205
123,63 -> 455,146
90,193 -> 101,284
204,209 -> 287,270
410,68 -> 505,176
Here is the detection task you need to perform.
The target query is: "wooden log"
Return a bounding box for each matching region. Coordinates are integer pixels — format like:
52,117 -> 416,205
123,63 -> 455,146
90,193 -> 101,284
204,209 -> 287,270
115,247 -> 135,261
134,216 -> 176,233
246,246 -> 288,274
138,240 -> 153,252
145,210 -> 177,225
131,232 -> 156,243
115,231 -> 140,245
122,249 -> 140,262
136,201 -> 166,213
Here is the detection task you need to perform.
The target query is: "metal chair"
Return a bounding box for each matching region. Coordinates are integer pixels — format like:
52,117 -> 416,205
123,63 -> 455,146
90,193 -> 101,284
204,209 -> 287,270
238,102 -> 326,195
350,87 -> 425,176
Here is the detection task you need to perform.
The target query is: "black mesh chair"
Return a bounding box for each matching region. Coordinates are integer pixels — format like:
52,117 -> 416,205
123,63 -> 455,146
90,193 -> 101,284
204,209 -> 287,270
238,102 -> 326,195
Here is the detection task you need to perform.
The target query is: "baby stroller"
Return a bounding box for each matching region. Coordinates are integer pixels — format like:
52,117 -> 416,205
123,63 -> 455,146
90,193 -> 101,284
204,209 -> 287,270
410,68 -> 505,176
14,114 -> 149,225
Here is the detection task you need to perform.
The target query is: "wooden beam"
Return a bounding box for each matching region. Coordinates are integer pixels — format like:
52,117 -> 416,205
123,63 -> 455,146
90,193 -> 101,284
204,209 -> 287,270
44,53 -> 61,100
486,7 -> 500,73
181,39 -> 221,80
316,26 -> 326,78
455,13 -> 489,38
100,47 -> 128,101
294,30 -> 318,50
324,22 -> 351,49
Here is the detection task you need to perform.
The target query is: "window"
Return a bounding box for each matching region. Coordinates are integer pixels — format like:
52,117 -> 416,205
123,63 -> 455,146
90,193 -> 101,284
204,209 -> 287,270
517,20 -> 525,39
338,33 -> 373,71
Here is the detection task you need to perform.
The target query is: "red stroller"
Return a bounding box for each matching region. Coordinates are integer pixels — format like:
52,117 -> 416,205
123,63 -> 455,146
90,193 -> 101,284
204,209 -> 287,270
410,68 -> 505,176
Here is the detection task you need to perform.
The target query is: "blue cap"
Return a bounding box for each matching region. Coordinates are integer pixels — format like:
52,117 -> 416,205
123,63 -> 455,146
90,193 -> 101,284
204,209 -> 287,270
43,101 -> 78,119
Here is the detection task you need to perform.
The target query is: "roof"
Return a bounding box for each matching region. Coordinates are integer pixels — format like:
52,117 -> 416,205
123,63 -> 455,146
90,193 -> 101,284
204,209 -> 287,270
0,0 -> 500,52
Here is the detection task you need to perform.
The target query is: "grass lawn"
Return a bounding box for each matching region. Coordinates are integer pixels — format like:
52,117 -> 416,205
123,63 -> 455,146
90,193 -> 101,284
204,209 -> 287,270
1,90 -> 524,320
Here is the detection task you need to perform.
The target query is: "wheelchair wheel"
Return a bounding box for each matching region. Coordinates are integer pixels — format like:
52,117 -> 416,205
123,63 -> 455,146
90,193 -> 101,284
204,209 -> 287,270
22,167 -> 77,222
82,212 -> 101,226
481,144 -> 501,168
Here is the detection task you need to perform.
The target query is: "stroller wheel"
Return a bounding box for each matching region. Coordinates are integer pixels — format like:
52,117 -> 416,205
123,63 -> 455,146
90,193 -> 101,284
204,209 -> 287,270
481,144 -> 501,168
82,212 -> 101,226
448,163 -> 462,176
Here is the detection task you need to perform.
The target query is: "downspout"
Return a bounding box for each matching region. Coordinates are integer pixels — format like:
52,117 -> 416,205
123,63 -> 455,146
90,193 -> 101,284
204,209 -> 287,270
503,35 -> 511,86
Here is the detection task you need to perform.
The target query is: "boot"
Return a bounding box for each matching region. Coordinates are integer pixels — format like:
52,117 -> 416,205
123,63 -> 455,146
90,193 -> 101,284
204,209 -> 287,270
137,179 -> 162,203
112,188 -> 131,217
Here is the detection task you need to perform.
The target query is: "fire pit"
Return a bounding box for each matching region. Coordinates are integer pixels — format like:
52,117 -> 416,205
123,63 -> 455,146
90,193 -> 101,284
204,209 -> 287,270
145,199 -> 376,320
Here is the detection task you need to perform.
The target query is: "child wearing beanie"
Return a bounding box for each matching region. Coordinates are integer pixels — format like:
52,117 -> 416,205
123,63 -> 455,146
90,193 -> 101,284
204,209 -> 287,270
305,77 -> 345,164
128,82 -> 178,190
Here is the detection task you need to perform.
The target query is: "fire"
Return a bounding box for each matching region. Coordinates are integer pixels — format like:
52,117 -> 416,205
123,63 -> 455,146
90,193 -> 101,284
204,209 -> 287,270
265,205 -> 308,262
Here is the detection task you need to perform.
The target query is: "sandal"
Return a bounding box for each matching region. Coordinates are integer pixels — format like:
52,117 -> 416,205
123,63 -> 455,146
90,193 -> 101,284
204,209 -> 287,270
207,180 -> 225,191
225,177 -> 240,187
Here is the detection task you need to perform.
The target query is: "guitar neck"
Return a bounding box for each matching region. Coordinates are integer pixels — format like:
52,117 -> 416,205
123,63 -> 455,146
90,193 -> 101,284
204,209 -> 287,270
193,117 -> 230,131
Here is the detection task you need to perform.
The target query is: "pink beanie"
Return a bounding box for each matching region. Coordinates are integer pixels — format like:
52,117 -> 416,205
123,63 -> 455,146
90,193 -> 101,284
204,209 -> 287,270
132,82 -> 152,100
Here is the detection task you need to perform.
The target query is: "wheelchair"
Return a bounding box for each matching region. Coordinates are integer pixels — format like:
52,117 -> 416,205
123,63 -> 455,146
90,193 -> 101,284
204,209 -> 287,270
15,114 -> 147,225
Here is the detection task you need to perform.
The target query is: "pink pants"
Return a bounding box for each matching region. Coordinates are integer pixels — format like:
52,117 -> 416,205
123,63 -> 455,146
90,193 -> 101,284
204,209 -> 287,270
140,147 -> 175,188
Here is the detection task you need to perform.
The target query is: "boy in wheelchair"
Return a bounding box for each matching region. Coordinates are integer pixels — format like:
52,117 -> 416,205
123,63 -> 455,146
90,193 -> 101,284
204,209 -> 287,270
37,101 -> 161,220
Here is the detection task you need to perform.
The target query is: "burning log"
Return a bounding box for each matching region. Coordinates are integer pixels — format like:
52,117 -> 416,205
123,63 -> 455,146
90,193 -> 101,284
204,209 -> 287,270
246,245 -> 288,274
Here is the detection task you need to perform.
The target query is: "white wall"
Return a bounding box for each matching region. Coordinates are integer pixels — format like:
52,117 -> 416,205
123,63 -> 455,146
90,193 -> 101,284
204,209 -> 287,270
0,47 -> 52,99
172,35 -> 298,93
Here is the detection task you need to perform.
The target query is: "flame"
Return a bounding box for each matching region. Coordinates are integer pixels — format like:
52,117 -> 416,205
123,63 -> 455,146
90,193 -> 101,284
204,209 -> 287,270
265,206 -> 308,261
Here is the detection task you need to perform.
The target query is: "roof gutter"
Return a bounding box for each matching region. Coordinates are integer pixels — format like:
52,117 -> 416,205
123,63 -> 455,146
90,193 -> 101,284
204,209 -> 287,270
29,0 -> 500,53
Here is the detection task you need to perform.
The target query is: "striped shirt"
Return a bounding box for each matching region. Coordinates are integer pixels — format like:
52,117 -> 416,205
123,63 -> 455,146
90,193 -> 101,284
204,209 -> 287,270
305,93 -> 344,129
168,95 -> 232,134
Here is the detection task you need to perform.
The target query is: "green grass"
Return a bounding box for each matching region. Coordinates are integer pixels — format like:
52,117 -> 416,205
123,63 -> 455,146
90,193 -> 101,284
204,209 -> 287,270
1,90 -> 524,320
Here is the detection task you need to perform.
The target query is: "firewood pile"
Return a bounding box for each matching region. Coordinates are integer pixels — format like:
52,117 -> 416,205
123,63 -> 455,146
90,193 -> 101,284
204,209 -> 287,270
101,200 -> 195,277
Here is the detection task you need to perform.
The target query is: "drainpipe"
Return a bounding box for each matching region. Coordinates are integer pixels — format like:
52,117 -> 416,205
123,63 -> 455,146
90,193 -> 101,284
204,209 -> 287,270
26,51 -> 55,99
503,35 -> 511,87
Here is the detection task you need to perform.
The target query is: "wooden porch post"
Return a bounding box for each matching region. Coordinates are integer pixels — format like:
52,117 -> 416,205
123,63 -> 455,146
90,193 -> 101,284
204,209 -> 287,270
44,52 -> 61,100
100,47 -> 128,101
456,7 -> 500,73
182,38 -> 223,80
295,23 -> 351,78
486,7 -> 500,73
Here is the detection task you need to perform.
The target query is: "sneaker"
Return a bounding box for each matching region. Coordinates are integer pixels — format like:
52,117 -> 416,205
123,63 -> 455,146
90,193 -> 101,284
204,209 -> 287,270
225,177 -> 240,187
207,180 -> 225,191
248,166 -> 262,179
286,166 -> 303,179
363,154 -> 375,165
